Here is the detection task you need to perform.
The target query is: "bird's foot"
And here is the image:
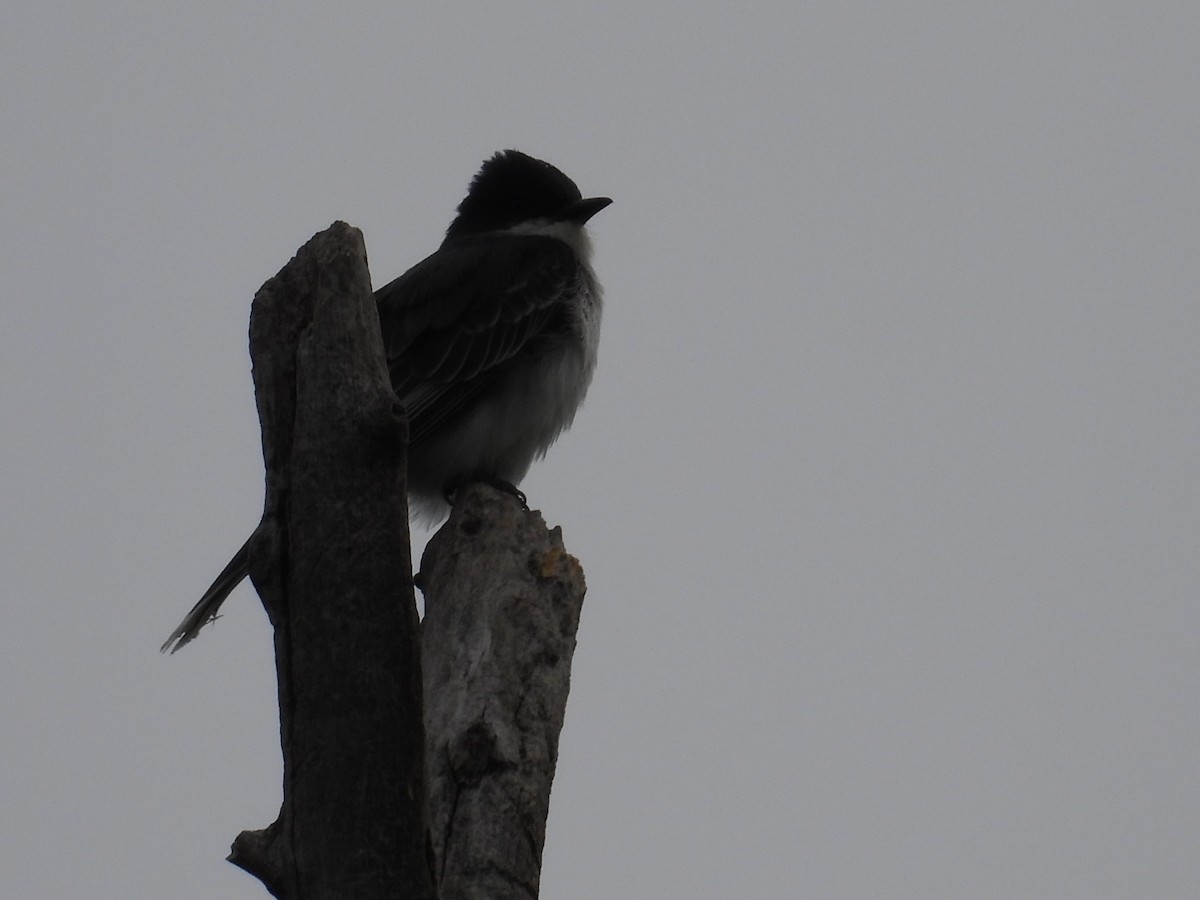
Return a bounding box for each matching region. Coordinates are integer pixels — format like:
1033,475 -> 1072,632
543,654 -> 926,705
488,478 -> 528,510
443,478 -> 528,510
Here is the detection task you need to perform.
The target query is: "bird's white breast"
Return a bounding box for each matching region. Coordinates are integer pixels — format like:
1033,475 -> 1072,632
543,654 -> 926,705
406,223 -> 602,523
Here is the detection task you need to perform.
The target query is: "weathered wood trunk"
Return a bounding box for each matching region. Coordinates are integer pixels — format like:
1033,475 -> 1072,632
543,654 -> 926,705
216,223 -> 586,900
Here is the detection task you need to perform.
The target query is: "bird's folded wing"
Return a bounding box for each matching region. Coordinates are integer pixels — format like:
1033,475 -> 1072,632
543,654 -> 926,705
374,234 -> 584,442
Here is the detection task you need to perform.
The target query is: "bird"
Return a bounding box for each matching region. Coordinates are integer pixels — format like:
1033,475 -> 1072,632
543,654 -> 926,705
161,150 -> 610,653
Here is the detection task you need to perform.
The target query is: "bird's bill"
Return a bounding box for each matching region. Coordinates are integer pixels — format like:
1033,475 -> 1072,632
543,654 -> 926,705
563,196 -> 613,223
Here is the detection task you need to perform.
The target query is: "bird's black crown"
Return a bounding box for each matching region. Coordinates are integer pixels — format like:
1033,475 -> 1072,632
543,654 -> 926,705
446,150 -> 585,238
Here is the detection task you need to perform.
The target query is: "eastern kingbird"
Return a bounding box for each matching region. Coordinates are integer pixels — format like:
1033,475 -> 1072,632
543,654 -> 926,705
162,150 -> 610,652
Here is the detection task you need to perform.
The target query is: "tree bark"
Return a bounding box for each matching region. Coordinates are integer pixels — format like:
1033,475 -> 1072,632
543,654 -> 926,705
420,484 -> 587,900
216,223 -> 585,899
227,222 -> 436,900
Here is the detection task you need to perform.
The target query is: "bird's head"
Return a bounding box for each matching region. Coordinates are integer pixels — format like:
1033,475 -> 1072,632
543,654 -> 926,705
444,150 -> 611,241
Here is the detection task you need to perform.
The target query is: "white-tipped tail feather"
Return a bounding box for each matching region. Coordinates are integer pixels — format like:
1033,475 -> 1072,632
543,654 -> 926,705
160,538 -> 251,653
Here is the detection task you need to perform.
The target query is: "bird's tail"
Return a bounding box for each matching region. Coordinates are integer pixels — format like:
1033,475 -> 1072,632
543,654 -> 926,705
160,536 -> 252,653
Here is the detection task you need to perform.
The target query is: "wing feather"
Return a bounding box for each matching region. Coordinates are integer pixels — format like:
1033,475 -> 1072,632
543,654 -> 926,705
374,234 -> 582,443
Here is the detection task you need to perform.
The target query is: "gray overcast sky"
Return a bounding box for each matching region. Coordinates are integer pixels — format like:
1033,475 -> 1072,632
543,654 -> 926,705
2,3 -> 1197,898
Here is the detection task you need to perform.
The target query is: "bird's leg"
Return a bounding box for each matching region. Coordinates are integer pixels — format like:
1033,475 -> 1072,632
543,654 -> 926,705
443,478 -> 528,511
483,477 -> 528,510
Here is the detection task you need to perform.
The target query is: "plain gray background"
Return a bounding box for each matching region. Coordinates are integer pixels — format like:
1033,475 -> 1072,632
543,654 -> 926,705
3,4 -> 1196,898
